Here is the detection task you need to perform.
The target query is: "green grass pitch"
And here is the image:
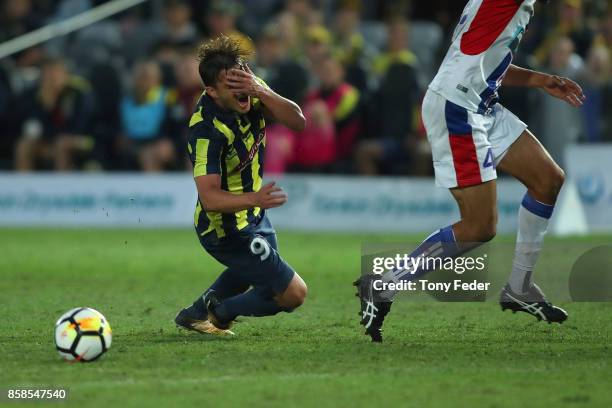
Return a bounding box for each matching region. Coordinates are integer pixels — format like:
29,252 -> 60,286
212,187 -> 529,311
1,228 -> 611,407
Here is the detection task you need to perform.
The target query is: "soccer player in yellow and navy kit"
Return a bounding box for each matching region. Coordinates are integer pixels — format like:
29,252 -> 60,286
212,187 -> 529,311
175,36 -> 307,335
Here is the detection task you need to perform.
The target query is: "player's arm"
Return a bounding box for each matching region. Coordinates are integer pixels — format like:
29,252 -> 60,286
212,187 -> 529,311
226,66 -> 306,131
195,176 -> 287,213
502,64 -> 585,107
191,129 -> 286,213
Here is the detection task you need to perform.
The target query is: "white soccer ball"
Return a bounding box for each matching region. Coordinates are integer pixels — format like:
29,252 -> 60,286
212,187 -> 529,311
54,307 -> 112,362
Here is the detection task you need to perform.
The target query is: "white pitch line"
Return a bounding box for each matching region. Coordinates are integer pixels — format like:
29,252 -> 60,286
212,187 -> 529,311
16,373 -> 336,390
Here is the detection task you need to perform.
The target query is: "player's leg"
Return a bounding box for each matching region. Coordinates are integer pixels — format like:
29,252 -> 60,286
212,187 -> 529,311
207,236 -> 305,328
496,130 -> 567,322
205,268 -> 250,300
209,271 -> 307,324
250,228 -> 307,309
210,274 -> 307,327
356,181 -> 497,342
203,218 -> 307,329
175,232 -> 251,334
175,267 -> 249,335
356,92 -> 499,341
449,181 -> 498,242
275,273 -> 308,309
198,227 -> 298,306
180,267 -> 250,316
498,130 -> 564,293
373,180 -> 497,295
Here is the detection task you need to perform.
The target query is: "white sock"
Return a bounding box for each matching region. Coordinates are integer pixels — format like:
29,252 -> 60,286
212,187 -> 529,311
509,193 -> 554,294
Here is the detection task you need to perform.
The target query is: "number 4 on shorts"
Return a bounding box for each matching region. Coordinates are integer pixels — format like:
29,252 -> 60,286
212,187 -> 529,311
483,148 -> 495,169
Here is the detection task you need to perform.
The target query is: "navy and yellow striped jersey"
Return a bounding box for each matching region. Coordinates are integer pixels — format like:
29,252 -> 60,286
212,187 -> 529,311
187,92 -> 266,238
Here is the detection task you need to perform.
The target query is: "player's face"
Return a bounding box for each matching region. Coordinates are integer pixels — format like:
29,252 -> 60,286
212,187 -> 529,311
208,67 -> 251,114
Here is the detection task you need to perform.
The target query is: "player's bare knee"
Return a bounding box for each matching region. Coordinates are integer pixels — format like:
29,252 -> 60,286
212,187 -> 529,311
481,223 -> 497,242
548,166 -> 565,197
533,165 -> 565,202
277,295 -> 302,310
290,281 -> 308,308
466,216 -> 497,242
277,280 -> 307,309
473,221 -> 496,242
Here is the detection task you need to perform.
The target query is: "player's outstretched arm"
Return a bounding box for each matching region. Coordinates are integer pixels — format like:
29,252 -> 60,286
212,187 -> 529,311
502,64 -> 585,107
226,66 -> 306,131
195,174 -> 287,213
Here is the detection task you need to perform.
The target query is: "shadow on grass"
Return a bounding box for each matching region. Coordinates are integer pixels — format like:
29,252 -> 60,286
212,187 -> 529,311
148,330 -> 238,344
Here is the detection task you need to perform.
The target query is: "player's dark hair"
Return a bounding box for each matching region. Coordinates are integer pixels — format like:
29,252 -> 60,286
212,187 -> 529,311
197,36 -> 250,87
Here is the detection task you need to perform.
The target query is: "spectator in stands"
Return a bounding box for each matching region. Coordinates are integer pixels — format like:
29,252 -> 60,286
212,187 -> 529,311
332,0 -> 364,64
304,25 -> 333,88
123,0 -> 198,63
255,24 -> 309,104
161,0 -> 198,45
292,54 -> 360,172
331,0 -> 369,91
255,24 -> 309,174
305,25 -> 332,64
278,0 -> 324,59
289,99 -> 335,172
14,57 -> 94,171
371,17 -> 418,80
532,36 -> 583,167
578,46 -> 611,142
534,0 -> 595,65
87,62 -> 122,171
0,65 -> 18,169
237,0 -> 279,38
355,61 -> 421,175
284,0 -> 321,26
0,0 -> 42,43
594,11 -> 612,61
3,0 -> 612,175
172,51 -> 203,166
118,61 -> 178,172
205,0 -> 255,57
173,51 -> 203,118
353,16 -> 424,175
276,10 -> 301,60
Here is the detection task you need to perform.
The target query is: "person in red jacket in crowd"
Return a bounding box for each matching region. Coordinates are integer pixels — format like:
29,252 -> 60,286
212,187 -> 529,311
291,54 -> 361,172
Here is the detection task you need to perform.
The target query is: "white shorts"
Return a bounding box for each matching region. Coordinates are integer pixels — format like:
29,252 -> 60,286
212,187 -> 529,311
422,89 -> 527,188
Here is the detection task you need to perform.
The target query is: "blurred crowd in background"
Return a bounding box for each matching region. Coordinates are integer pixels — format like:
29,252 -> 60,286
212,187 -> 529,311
1,0 -> 611,174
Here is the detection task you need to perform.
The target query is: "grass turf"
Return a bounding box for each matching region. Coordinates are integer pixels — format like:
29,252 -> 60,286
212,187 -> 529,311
1,228 -> 611,407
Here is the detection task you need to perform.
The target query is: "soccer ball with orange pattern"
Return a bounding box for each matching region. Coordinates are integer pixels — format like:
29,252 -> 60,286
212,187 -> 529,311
54,307 -> 112,362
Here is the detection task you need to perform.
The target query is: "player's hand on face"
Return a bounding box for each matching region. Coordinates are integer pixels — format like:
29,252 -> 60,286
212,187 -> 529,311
226,65 -> 265,97
253,182 -> 287,209
542,75 -> 586,107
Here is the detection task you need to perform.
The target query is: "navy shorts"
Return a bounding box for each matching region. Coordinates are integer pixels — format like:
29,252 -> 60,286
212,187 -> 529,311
197,214 -> 295,295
